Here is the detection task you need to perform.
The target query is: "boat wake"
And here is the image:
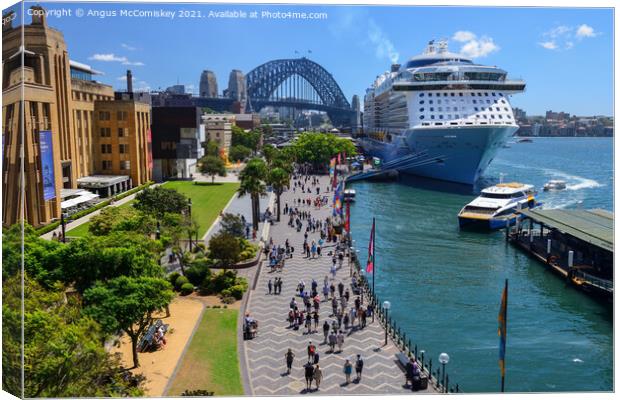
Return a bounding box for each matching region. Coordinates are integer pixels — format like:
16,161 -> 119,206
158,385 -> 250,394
544,170 -> 603,191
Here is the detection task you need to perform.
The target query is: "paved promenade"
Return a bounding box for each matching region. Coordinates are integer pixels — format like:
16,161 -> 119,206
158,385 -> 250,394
243,174 -> 436,395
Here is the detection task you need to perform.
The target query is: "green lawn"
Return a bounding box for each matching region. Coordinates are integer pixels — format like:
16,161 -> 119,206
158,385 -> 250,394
167,308 -> 243,396
65,200 -> 135,238
65,182 -> 238,239
162,181 -> 239,237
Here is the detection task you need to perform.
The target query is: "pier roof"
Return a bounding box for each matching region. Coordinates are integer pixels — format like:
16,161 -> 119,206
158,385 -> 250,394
519,209 -> 613,252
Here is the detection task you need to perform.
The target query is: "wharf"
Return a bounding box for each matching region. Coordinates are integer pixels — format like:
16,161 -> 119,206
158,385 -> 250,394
507,208 -> 613,301
241,174 -> 441,395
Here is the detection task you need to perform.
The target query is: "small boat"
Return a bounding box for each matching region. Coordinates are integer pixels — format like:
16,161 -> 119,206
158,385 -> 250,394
543,180 -> 567,191
502,144 -> 511,149
517,138 -> 533,143
344,189 -> 356,202
458,182 -> 541,230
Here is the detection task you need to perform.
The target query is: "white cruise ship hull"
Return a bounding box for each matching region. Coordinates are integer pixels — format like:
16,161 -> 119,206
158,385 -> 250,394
359,125 -> 517,185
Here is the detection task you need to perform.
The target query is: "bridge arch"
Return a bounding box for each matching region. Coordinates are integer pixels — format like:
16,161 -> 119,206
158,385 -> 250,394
246,58 -> 351,110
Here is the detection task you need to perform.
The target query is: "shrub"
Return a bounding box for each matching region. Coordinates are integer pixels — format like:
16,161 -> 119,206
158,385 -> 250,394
168,272 -> 181,286
225,284 -> 245,300
185,258 -> 213,286
221,296 -> 236,304
180,282 -> 194,296
199,270 -> 237,295
175,275 -> 189,291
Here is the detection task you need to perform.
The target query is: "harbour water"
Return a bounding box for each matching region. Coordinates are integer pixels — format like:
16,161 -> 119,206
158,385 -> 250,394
349,137 -> 613,392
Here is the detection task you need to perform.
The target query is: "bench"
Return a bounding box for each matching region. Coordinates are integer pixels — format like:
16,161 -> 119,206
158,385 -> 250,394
138,320 -> 169,352
396,352 -> 428,391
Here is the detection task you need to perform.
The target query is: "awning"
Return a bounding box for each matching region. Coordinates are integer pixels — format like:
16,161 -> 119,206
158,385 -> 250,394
61,191 -> 100,209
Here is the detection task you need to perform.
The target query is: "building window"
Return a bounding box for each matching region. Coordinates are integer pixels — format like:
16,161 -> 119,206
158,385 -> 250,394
439,115 -> 444,119
429,100 -> 433,104
420,115 -> 425,119
453,107 -> 458,111
474,107 -> 479,111
119,144 -> 128,154
101,144 -> 112,154
420,93 -> 425,97
431,115 -> 435,120
100,127 -> 111,137
451,92 -> 455,97
492,92 -> 496,96
117,111 -> 128,121
98,111 -> 111,120
437,99 -> 442,104
419,100 -> 424,104
459,92 -> 463,96
102,160 -> 112,170
438,107 -> 443,112
430,107 -> 434,112
419,108 -> 424,112
118,127 -> 127,137
120,160 -> 130,170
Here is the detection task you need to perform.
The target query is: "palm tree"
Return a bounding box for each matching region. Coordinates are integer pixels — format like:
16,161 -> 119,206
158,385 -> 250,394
268,167 -> 290,221
238,158 -> 267,231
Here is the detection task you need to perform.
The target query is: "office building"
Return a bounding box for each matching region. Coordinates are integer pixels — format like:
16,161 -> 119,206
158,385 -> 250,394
203,114 -> 234,153
2,7 -> 152,227
151,106 -> 205,181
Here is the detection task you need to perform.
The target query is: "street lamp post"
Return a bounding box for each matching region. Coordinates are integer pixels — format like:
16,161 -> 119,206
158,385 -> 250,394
383,300 -> 391,345
60,212 -> 67,243
187,198 -> 193,252
349,246 -> 354,276
439,353 -> 450,393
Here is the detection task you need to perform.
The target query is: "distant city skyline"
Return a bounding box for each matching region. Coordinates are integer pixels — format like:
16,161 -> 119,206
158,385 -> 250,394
9,2 -> 614,116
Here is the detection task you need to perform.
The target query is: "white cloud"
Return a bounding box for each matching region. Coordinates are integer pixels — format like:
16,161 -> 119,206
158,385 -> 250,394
121,43 -> 137,51
117,75 -> 127,81
89,53 -> 144,66
538,41 -> 558,50
538,24 -> 598,51
576,24 -> 596,38
452,31 -> 476,43
456,35 -> 499,58
367,19 -> 399,63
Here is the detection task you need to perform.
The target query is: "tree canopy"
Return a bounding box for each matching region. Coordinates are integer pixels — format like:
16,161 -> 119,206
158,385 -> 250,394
290,132 -> 357,169
84,276 -> 174,368
231,126 -> 261,151
134,186 -> 189,220
207,232 -> 242,269
2,274 -> 145,397
199,155 -> 227,183
228,144 -> 252,162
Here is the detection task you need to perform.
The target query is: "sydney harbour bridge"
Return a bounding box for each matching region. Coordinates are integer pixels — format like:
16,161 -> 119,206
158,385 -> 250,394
193,58 -> 361,129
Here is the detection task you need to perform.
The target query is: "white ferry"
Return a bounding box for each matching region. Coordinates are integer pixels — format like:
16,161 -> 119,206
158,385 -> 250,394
458,182 -> 540,230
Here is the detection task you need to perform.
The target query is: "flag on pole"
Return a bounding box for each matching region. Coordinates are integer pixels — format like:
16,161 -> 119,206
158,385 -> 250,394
498,279 -> 508,392
366,218 -> 375,273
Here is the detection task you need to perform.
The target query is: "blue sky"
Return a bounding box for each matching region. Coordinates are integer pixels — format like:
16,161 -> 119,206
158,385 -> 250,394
14,2 -> 615,116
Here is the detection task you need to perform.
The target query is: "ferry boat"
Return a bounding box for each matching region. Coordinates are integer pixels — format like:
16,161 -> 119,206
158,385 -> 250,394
458,182 -> 540,230
361,40 -> 526,185
344,189 -> 356,202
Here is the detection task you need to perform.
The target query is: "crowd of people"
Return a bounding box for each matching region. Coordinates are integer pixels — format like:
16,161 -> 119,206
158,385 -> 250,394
254,168 -> 425,393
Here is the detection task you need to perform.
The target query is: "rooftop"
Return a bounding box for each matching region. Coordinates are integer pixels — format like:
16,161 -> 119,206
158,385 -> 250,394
518,208 -> 613,252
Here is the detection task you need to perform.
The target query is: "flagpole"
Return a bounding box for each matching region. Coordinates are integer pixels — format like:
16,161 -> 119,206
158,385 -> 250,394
372,217 -> 376,297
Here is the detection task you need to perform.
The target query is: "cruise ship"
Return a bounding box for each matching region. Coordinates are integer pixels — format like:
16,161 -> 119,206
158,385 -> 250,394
361,40 -> 526,185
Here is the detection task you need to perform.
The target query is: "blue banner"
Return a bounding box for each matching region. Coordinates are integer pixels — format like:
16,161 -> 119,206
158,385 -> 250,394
39,130 -> 56,200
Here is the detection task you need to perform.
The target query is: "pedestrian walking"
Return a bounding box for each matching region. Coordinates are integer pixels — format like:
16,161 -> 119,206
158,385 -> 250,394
313,365 -> 323,390
268,279 -> 273,295
343,359 -> 353,384
285,348 -> 295,374
305,312 -> 312,334
313,311 -> 319,331
330,283 -> 336,298
307,341 -> 316,363
328,332 -> 337,353
361,308 -> 367,329
344,289 -> 350,303
337,331 -> 345,353
355,354 -> 364,381
322,320 -> 330,343
343,313 -> 350,330
338,282 -> 344,298
331,297 -> 338,316
330,264 -> 337,279
313,351 -> 320,365
322,283 -> 329,301
304,362 -> 314,391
